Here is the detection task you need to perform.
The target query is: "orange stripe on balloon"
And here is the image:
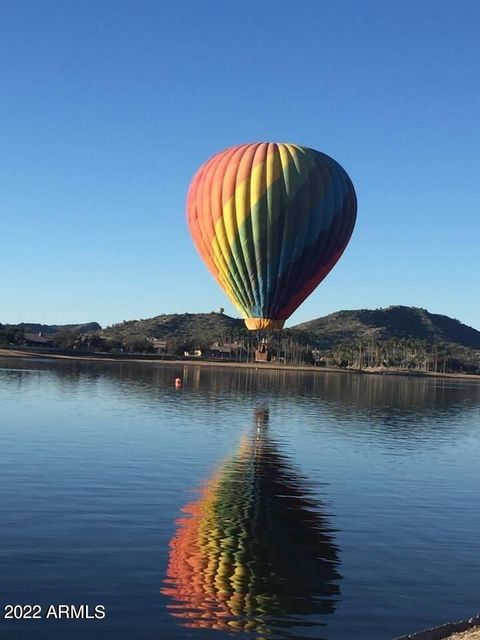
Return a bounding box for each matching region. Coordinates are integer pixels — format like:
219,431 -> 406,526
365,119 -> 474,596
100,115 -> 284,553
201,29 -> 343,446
187,168 -> 218,277
220,143 -> 266,206
187,149 -> 245,308
200,146 -> 245,231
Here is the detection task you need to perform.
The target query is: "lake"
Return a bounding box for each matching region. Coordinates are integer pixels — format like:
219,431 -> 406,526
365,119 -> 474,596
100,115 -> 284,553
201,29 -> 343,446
1,357 -> 479,640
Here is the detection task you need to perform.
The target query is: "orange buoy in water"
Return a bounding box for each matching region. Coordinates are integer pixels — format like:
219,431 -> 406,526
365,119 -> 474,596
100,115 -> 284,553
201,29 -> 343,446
175,377 -> 183,388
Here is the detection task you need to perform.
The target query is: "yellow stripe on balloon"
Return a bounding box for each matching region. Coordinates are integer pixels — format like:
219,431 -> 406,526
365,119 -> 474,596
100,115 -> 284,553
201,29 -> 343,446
210,144 -> 294,316
208,143 -> 307,318
210,237 -> 249,315
216,145 -> 286,253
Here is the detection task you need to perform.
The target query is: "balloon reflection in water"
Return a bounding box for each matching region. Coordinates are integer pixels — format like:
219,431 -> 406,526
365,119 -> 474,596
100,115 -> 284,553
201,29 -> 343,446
161,408 -> 341,635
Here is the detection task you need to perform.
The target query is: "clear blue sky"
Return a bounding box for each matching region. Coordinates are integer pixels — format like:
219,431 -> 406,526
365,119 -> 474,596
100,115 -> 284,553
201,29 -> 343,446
1,0 -> 479,329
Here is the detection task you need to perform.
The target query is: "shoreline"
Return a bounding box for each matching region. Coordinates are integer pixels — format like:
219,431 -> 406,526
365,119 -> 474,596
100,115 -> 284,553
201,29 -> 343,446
394,616 -> 480,640
1,348 -> 479,382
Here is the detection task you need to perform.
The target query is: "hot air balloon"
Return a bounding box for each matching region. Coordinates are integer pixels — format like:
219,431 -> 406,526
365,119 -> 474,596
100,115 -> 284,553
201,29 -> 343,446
161,408 -> 341,635
187,143 -> 357,330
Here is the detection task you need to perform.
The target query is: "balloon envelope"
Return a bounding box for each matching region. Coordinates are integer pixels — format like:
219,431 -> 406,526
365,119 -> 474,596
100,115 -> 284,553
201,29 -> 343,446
187,143 -> 357,330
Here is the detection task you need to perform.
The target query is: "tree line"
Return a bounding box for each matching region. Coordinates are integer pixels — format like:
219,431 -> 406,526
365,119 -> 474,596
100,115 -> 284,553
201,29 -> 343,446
1,324 -> 478,374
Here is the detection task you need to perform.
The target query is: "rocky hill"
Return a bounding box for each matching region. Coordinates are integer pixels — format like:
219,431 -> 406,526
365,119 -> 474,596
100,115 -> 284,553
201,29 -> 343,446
15,322 -> 102,335
2,308 -> 479,363
99,307 -> 480,351
102,313 -> 245,345
293,306 -> 480,350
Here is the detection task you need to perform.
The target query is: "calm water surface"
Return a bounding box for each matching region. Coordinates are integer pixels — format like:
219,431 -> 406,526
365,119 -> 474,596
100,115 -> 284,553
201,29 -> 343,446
1,357 -> 479,640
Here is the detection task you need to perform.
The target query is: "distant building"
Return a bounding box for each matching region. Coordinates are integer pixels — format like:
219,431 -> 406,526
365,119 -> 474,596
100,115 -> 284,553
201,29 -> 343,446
184,349 -> 202,357
149,338 -> 167,352
208,341 -> 246,359
23,332 -> 52,346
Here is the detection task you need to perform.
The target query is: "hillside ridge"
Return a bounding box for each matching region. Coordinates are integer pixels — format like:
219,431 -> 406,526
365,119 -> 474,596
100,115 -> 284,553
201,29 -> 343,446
294,306 -> 480,349
1,307 -> 479,354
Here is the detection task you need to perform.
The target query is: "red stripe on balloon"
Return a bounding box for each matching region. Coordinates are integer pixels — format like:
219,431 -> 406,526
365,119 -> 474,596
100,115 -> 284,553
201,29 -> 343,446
276,249 -> 344,321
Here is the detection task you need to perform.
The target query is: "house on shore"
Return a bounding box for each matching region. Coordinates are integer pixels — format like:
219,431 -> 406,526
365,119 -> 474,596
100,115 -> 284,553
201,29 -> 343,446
23,332 -> 53,347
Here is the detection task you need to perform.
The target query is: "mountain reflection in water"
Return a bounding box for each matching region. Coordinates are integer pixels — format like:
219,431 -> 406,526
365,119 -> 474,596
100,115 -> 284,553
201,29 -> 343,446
161,408 -> 341,637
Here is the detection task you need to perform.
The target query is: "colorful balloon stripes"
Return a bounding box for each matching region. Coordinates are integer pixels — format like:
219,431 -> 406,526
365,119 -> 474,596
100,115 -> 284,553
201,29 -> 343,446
161,413 -> 340,633
187,143 -> 357,330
